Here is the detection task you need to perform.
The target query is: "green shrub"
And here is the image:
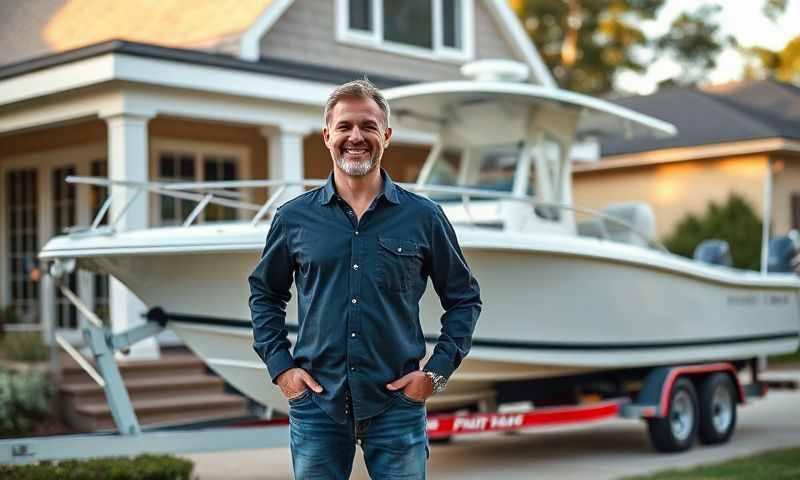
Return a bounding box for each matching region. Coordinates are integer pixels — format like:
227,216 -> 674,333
0,367 -> 52,437
0,332 -> 49,363
0,305 -> 21,337
0,454 -> 194,480
663,193 -> 763,270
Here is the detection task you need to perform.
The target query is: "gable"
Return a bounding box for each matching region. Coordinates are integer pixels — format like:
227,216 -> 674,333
258,0 -> 542,83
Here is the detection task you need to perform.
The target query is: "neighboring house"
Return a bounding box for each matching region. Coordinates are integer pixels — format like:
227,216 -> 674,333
573,79 -> 800,240
0,0 -> 554,358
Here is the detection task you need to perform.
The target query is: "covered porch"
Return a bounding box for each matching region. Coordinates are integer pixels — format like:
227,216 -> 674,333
0,42 -> 430,359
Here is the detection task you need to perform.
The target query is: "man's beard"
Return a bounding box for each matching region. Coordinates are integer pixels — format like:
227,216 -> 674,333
336,151 -> 379,176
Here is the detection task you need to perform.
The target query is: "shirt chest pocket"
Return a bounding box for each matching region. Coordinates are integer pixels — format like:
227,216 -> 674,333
376,237 -> 422,292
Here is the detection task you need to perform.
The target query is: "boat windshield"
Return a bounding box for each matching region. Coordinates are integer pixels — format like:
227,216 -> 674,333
427,143 -> 532,202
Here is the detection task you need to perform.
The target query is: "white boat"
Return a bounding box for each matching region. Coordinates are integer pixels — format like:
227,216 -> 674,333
39,62 -> 800,414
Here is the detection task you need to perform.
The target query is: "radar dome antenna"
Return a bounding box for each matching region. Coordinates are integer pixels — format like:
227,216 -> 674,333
460,59 -> 530,83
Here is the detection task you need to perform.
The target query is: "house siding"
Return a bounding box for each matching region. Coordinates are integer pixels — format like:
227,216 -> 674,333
572,155 -> 768,239
259,0 -> 522,83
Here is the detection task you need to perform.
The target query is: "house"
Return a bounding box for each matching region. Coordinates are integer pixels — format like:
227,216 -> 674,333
573,79 -> 800,240
0,0 -> 555,359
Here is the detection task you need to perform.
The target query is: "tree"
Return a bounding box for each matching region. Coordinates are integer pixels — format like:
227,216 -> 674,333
510,0 -> 665,94
654,5 -> 728,87
737,0 -> 800,82
740,37 -> 800,83
511,0 -> 790,94
663,194 -> 763,270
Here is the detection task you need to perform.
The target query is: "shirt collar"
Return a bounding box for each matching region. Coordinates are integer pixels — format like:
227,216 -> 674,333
319,168 -> 401,206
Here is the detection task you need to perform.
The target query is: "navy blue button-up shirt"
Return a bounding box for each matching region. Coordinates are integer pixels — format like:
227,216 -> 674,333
249,169 -> 481,424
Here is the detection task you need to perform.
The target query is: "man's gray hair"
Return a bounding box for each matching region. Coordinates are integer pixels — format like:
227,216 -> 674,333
324,79 -> 390,128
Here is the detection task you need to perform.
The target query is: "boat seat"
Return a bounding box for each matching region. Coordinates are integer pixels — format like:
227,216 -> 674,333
693,240 -> 733,267
577,218 -> 607,239
599,202 -> 657,248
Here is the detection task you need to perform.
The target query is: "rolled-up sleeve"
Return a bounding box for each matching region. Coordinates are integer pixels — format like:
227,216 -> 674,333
248,210 -> 295,383
423,205 -> 481,380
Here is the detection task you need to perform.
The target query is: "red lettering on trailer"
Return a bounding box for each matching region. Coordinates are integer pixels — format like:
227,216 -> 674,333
426,400 -> 625,439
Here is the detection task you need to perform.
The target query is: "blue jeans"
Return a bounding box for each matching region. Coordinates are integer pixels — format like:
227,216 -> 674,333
288,390 -> 428,479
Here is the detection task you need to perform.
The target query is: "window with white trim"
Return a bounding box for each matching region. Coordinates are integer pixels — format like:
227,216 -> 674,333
338,0 -> 473,61
152,142 -> 249,226
52,165 -> 78,329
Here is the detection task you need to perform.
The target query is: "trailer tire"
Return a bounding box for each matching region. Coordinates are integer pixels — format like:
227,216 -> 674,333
647,377 -> 698,453
698,372 -> 737,445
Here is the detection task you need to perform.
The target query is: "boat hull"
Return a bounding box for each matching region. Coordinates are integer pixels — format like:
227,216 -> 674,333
54,229 -> 799,412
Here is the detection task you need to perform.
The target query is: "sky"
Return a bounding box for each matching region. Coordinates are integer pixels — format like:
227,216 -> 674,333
618,0 -> 800,94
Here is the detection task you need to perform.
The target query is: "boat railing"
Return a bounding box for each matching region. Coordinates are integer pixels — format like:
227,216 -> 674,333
64,176 -> 668,252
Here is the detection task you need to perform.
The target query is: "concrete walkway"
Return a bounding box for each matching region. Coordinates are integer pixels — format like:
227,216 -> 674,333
183,372 -> 800,480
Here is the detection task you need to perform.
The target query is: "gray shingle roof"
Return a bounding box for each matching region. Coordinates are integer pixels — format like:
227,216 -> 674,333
0,40 -> 413,88
601,79 -> 800,157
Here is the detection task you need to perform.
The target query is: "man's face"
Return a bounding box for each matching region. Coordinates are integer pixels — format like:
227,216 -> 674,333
323,96 -> 392,177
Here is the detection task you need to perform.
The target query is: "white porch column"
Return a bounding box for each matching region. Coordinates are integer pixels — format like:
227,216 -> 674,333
104,113 -> 159,360
262,125 -> 310,204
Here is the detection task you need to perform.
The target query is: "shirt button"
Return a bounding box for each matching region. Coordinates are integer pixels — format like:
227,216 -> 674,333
351,298 -> 357,304
350,366 -> 356,371
351,332 -> 357,338
397,247 -> 403,253
355,231 -> 359,235
353,264 -> 359,270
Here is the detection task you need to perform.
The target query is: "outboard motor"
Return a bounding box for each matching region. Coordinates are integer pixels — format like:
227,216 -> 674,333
767,236 -> 798,273
693,240 -> 733,267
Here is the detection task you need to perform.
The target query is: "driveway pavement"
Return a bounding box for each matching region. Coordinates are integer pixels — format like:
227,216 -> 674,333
183,371 -> 800,480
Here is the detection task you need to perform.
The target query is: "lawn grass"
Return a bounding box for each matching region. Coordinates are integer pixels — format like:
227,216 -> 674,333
621,447 -> 800,479
769,349 -> 800,366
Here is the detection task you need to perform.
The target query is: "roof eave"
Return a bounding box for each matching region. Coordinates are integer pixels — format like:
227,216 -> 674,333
574,137 -> 800,172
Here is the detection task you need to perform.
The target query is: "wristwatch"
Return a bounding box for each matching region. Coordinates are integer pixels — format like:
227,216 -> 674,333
424,370 -> 447,394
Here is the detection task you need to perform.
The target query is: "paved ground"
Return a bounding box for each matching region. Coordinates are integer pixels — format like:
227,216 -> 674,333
183,371 -> 800,480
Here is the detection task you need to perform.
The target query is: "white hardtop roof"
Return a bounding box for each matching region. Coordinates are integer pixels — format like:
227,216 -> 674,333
384,81 -> 677,140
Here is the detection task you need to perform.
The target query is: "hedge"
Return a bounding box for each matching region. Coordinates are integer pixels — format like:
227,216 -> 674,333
0,454 -> 194,480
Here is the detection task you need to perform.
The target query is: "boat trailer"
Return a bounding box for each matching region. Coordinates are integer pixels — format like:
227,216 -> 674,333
0,285 -> 769,464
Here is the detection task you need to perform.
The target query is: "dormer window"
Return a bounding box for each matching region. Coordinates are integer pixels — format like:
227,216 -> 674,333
337,0 -> 474,62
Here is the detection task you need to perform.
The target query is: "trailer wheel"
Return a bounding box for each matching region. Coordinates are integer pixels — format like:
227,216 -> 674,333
698,372 -> 737,445
647,377 -> 698,452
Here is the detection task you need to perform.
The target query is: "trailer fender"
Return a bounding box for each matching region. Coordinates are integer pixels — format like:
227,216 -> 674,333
621,363 -> 744,419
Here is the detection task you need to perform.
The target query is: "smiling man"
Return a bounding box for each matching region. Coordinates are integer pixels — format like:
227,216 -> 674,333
248,79 -> 481,479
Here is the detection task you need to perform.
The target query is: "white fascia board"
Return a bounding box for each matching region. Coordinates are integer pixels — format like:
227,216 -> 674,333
239,0 -> 296,61
483,0 -> 556,88
120,86 -> 323,133
0,54 -> 116,106
0,88 -> 119,134
0,52 -> 334,114
111,54 -> 332,108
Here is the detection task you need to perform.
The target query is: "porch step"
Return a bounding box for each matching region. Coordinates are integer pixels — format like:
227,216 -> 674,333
57,350 -> 253,432
60,375 -> 226,402
59,353 -> 207,383
69,394 -> 250,432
